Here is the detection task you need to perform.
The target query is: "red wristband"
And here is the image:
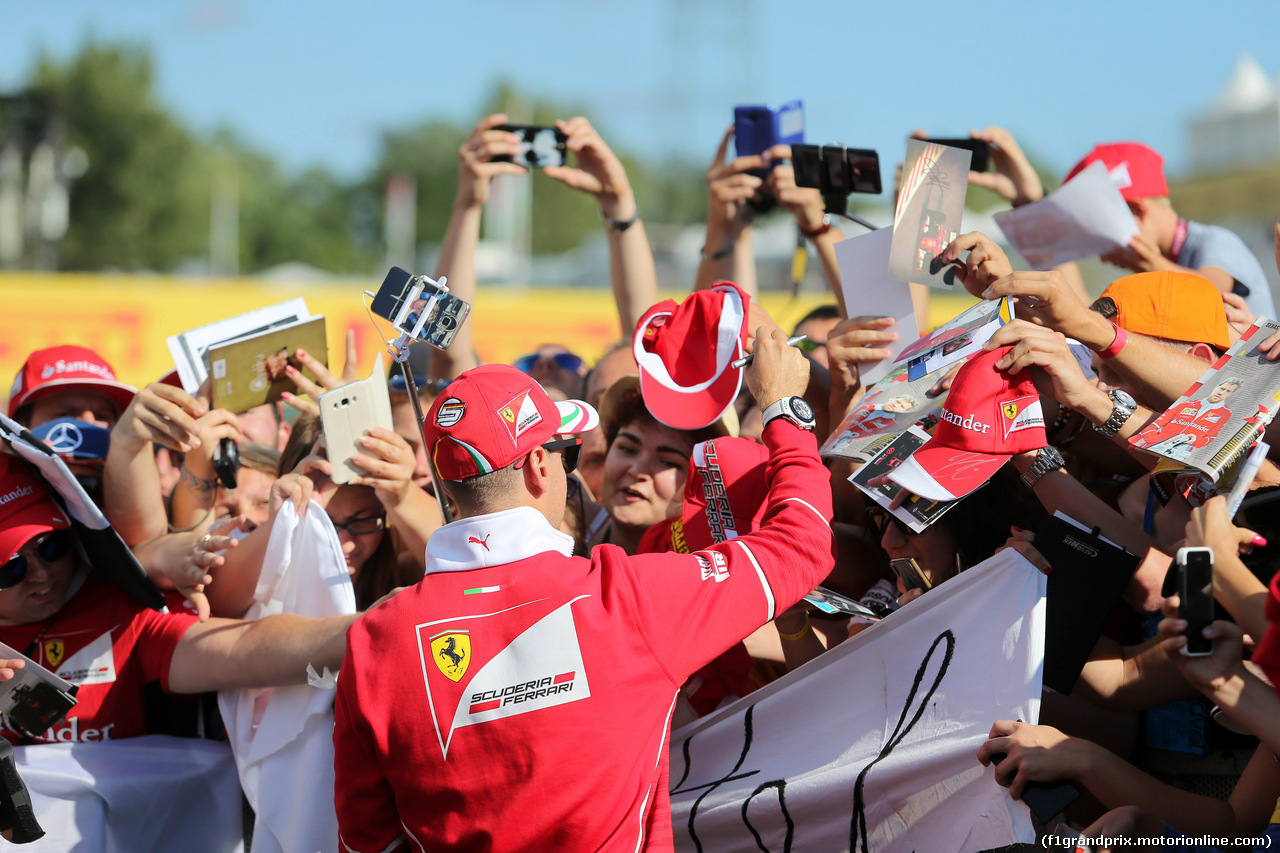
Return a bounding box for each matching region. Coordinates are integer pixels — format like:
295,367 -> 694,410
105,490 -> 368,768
1097,323 -> 1127,359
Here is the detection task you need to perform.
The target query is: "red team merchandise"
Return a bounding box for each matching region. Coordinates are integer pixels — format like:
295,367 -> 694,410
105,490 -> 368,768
333,414 -> 836,852
0,459 -> 196,743
425,363 -> 598,479
7,345 -> 137,418
888,346 -> 1047,502
1064,141 -> 1169,201
633,281 -> 749,431
0,573 -> 196,744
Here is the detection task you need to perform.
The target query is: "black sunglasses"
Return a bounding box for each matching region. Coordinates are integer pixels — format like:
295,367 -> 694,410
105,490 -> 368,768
542,437 -> 583,474
1,531 -> 75,590
865,507 -> 918,539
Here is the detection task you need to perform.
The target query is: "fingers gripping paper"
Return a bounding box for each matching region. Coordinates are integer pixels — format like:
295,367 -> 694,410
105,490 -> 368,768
669,549 -> 1044,853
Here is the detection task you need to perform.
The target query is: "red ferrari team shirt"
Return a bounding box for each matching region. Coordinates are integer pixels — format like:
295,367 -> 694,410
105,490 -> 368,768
334,421 -> 835,853
0,572 -> 197,744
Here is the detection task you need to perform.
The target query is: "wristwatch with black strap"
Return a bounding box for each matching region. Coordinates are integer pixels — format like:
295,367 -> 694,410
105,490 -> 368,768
760,396 -> 816,431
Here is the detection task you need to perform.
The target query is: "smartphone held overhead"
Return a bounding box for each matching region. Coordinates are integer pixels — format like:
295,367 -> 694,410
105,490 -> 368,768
493,125 -> 567,169
927,137 -> 990,174
734,100 -> 804,176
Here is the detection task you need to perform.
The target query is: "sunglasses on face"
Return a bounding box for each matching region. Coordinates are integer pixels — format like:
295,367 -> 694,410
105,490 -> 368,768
331,515 -> 387,537
865,507 -> 918,539
1,531 -> 74,591
542,437 -> 583,474
796,338 -> 826,355
514,352 -> 584,375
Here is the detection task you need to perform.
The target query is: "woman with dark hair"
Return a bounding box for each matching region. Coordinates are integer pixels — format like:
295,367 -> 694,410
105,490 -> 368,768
277,415 -> 426,609
584,376 -> 733,554
199,413 -> 429,616
868,467 -> 1046,599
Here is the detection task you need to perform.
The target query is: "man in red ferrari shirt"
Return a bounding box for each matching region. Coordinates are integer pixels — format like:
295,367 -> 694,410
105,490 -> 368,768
333,328 -> 836,853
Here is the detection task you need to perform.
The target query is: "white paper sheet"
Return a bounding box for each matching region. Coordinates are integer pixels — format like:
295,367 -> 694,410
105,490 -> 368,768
995,161 -> 1139,270
834,229 -> 920,386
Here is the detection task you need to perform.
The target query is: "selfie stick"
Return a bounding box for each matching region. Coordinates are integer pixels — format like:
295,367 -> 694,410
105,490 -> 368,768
384,273 -> 455,525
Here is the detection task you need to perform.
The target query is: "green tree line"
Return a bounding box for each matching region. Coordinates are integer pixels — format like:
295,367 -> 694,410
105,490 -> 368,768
2,41 -> 709,274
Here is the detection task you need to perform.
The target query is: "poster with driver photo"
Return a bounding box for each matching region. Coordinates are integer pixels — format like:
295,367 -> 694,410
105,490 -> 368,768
889,139 -> 971,288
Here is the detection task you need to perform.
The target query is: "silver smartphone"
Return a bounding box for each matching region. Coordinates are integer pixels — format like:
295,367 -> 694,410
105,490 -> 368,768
319,354 -> 395,485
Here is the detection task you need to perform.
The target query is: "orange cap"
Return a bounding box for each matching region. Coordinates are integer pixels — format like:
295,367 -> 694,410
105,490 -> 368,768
1099,271 -> 1231,351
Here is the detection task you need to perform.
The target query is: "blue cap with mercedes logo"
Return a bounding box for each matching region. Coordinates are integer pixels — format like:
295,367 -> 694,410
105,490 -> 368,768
31,418 -> 111,466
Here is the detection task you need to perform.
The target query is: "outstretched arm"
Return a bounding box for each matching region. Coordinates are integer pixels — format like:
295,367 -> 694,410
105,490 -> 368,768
545,117 -> 658,338
430,114 -> 528,381
168,611 -> 356,693
983,271 -> 1205,409
694,127 -> 767,297
105,383 -> 207,546
978,720 -> 1278,837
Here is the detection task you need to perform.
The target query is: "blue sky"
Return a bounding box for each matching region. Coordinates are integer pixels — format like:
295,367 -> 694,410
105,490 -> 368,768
2,0 -> 1278,184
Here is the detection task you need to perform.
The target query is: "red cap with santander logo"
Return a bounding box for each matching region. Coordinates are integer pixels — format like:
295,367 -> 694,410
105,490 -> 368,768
887,347 -> 1047,502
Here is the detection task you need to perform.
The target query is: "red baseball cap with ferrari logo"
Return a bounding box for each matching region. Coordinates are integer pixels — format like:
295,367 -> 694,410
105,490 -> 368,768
424,364 -> 599,481
888,347 -> 1047,502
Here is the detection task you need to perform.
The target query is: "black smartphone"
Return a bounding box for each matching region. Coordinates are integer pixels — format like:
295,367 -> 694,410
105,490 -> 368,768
1177,547 -> 1215,656
927,138 -> 991,173
792,144 -> 882,195
211,437 -> 239,490
494,124 -> 568,169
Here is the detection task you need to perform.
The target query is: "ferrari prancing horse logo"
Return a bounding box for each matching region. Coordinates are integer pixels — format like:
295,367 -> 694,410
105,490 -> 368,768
45,640 -> 65,669
1002,402 -> 1020,420
431,633 -> 470,682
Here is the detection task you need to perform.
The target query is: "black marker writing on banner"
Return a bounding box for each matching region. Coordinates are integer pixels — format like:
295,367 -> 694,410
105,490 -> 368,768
672,706 -> 766,853
672,631 -> 956,853
851,630 -> 956,852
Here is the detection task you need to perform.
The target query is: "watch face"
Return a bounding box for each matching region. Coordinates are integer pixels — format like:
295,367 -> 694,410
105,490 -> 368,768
791,398 -> 814,421
1110,390 -> 1136,408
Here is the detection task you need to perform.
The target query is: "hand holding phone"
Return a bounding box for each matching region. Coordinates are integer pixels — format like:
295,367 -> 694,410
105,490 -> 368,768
1176,546 -> 1215,656
320,355 -> 396,485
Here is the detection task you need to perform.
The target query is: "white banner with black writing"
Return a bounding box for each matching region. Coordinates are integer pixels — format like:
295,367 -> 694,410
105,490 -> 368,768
14,736 -> 244,852
670,549 -> 1045,853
